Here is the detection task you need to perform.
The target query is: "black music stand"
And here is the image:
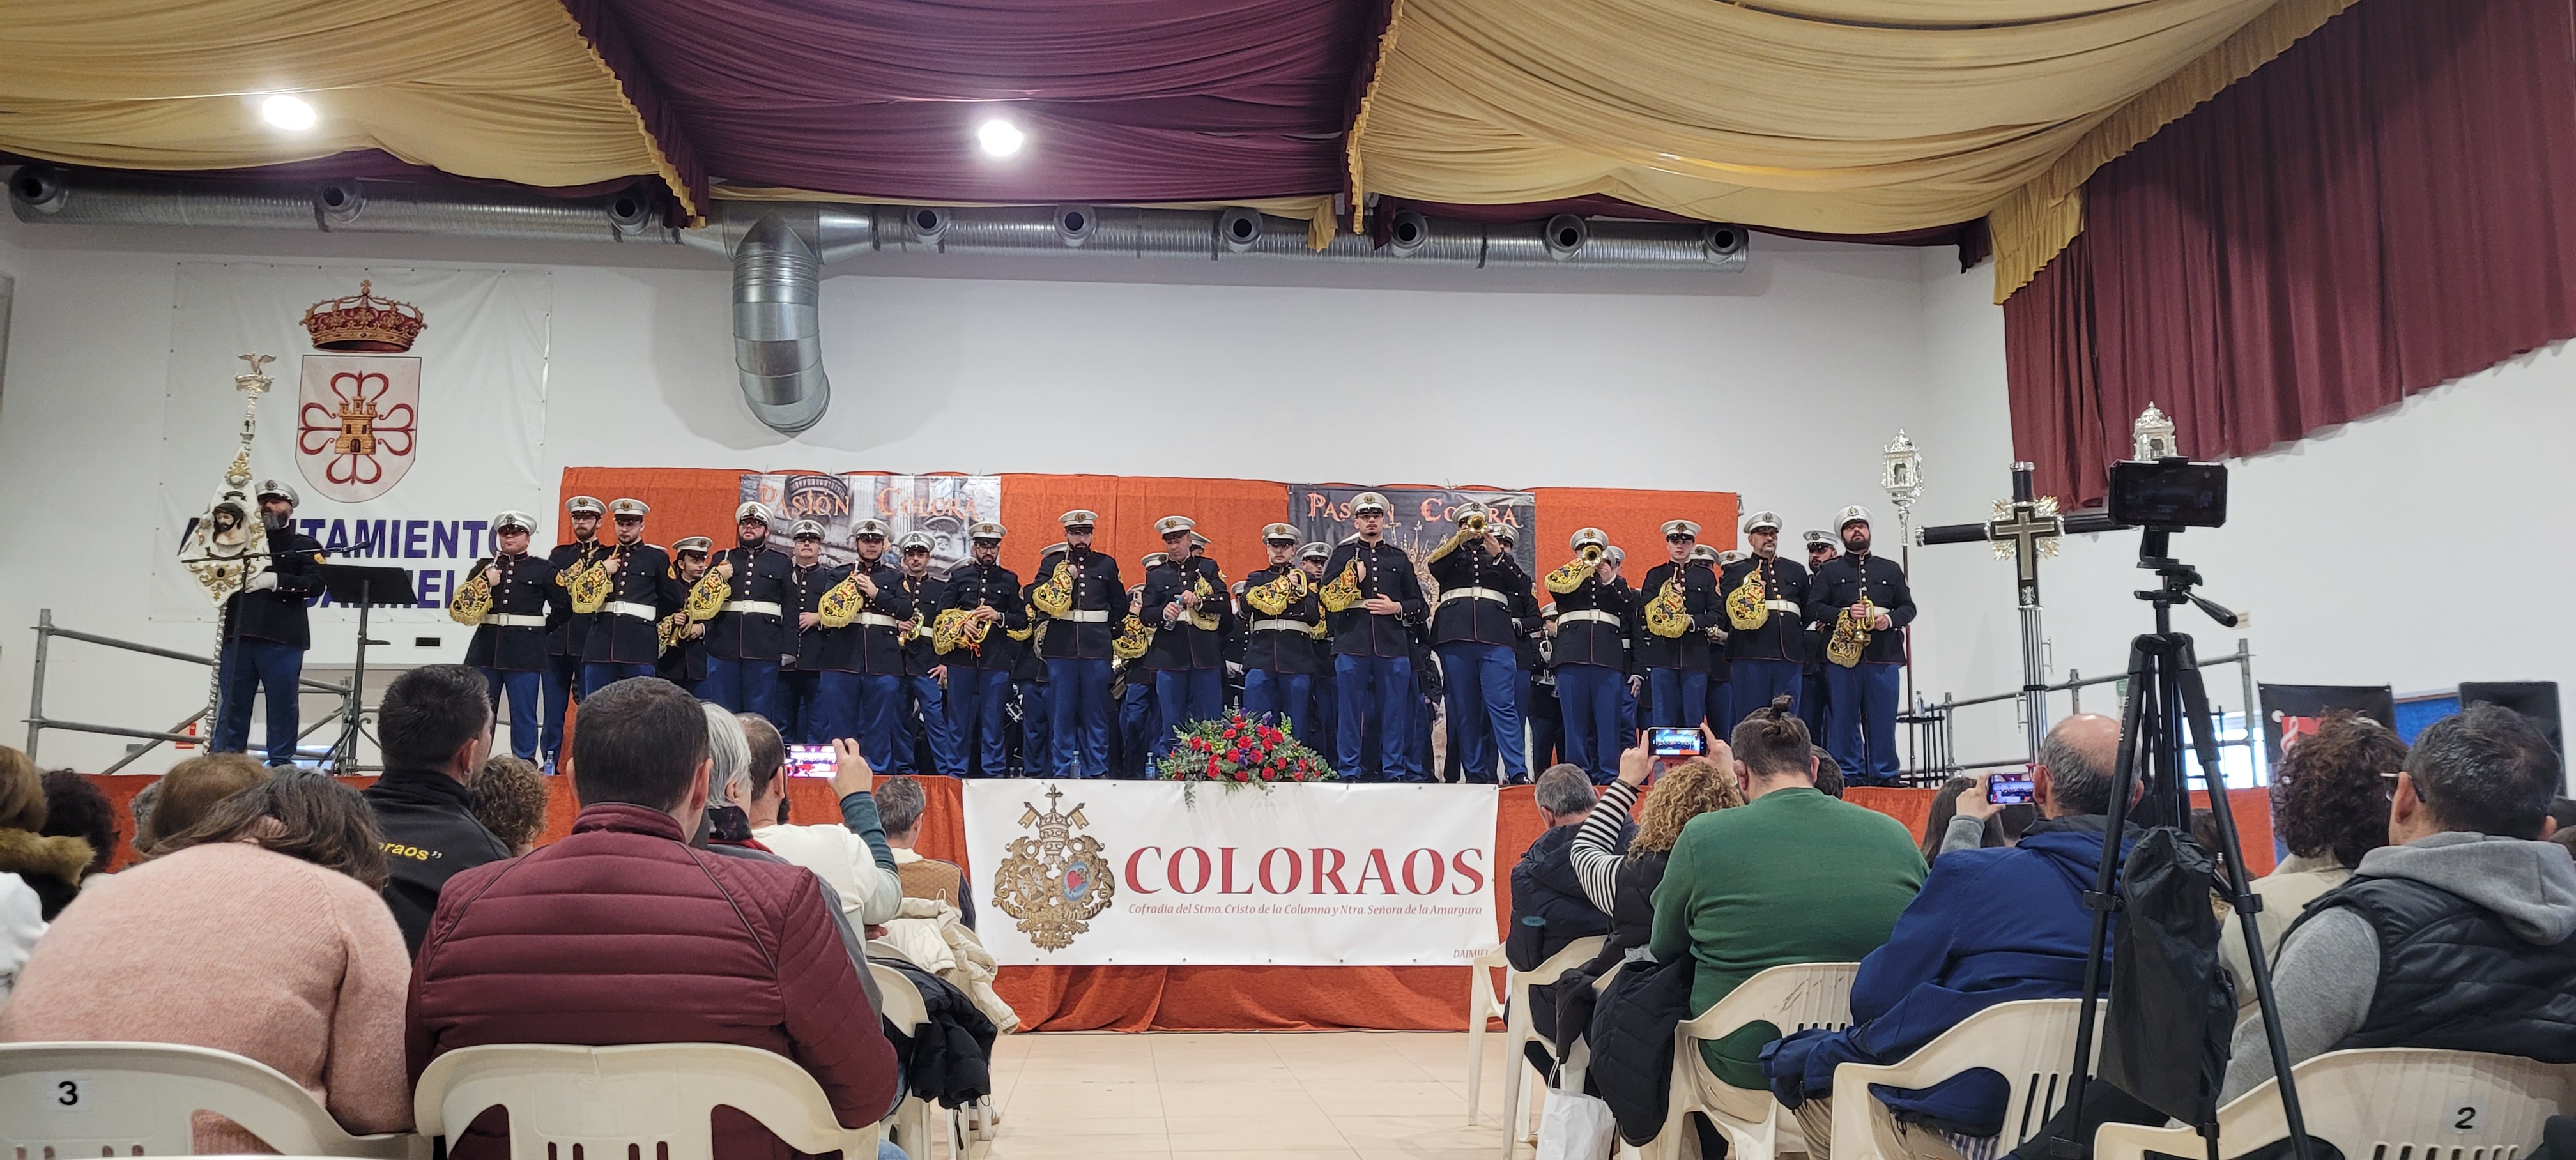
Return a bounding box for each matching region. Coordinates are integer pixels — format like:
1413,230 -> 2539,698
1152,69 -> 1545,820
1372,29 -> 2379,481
317,565 -> 415,772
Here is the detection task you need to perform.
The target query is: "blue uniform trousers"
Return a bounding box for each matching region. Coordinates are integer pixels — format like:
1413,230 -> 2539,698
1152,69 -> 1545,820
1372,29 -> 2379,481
1240,669 -> 1315,746
542,653 -> 581,770
581,662 -> 654,698
1335,653 -> 1420,782
214,637 -> 304,765
1648,667 -> 1709,729
1047,657 -> 1112,779
700,658 -> 779,724
1439,643 -> 1524,784
1729,659 -> 1804,728
1555,663 -> 1624,784
1153,668 -> 1225,761
891,674 -> 965,777
821,671 -> 901,772
1825,660 -> 1905,784
947,668 -> 1013,776
479,668 -> 543,761
1013,680 -> 1050,774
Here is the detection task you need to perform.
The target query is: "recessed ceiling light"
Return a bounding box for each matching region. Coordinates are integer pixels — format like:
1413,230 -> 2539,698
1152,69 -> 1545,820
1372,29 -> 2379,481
261,94 -> 317,131
976,119 -> 1025,158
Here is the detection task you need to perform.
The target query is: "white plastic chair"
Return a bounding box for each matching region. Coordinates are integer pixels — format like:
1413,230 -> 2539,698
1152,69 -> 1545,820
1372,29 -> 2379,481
0,1041 -> 422,1159
2092,1048 -> 2576,1160
411,1042 -> 880,1160
870,960 -> 959,1160
1826,999 -> 2099,1160
1649,961 -> 1860,1160
1464,943 -> 1510,1125
1495,935 -> 1609,1154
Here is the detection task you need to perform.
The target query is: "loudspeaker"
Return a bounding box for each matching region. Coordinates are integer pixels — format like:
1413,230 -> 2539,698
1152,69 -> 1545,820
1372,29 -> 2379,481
2458,681 -> 2564,766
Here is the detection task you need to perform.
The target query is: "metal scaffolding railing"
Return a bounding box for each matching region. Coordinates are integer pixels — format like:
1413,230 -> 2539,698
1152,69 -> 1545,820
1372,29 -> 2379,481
1899,636 -> 2259,786
23,608 -> 356,770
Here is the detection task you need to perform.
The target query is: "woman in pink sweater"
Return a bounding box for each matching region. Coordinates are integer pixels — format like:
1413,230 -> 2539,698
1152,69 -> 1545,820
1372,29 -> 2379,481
0,775 -> 413,1151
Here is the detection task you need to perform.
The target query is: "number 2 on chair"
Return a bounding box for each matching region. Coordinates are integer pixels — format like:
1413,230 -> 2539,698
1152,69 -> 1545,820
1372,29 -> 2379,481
2449,1101 -> 2485,1133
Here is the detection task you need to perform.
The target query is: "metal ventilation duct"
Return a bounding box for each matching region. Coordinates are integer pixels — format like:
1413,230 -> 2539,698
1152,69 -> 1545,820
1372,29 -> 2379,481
8,165 -> 1751,430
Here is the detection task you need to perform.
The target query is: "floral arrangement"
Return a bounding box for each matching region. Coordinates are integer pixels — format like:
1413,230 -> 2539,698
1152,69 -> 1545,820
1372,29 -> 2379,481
1156,712 -> 1338,787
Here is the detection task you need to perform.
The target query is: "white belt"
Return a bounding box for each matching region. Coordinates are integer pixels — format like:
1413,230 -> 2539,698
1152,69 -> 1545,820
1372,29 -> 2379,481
1561,609 -> 1623,629
722,600 -> 783,617
854,613 -> 901,629
1766,599 -> 1802,614
1055,609 -> 1110,623
1438,587 -> 1510,605
486,613 -> 546,628
606,601 -> 659,621
1252,618 -> 1315,634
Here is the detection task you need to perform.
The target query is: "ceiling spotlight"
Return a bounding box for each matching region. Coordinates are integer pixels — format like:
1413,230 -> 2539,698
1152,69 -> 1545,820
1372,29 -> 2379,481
976,119 -> 1024,158
261,94 -> 317,131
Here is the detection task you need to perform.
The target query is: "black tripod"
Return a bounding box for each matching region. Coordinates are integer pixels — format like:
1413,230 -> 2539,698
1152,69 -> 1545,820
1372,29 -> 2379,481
2054,528 -> 2313,1160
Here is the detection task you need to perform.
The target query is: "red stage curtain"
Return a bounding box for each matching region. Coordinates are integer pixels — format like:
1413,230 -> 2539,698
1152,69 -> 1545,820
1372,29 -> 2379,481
2004,0 -> 2576,507
80,774 -> 2270,1031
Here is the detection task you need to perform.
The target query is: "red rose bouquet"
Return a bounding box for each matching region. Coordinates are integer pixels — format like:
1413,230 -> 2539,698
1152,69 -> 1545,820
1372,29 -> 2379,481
1154,712 -> 1338,788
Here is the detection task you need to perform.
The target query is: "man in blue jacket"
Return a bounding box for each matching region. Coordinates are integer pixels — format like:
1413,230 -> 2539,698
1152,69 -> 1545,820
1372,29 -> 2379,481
1762,713 -> 2128,1159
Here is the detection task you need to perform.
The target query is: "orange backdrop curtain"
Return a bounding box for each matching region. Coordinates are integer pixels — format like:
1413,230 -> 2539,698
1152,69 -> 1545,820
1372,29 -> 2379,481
82,773 -> 2269,1032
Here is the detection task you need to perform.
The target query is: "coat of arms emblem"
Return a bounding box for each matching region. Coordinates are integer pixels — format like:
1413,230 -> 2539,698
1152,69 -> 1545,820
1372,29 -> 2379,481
294,281 -> 424,503
991,786 -> 1116,951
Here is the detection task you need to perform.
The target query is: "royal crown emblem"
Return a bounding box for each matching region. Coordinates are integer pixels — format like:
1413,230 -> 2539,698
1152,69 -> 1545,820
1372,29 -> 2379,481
990,786 -> 1116,952
300,280 -> 427,353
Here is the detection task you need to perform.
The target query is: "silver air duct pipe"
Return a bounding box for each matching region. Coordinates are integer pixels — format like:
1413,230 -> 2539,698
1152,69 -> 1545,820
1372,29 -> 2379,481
9,165 -> 1750,431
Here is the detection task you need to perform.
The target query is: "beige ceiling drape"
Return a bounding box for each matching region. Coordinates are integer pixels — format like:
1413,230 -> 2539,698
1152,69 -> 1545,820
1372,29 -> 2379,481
0,0 -> 695,218
1349,0 -> 2353,300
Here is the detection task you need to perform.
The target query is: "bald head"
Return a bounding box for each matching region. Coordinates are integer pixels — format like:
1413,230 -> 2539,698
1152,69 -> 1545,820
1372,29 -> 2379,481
2037,714 -> 2121,818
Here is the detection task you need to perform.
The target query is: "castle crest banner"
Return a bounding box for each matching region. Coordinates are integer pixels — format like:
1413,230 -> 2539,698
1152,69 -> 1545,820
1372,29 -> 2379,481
152,264 -> 550,625
962,781 -> 1499,967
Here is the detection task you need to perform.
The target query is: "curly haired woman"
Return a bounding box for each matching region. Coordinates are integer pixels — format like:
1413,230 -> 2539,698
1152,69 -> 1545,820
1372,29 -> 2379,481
1571,732 -> 1747,968
2220,711 -> 2405,1012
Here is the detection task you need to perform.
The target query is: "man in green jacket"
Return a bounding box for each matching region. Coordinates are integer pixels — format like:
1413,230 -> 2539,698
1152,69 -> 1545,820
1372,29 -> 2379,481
1650,696 -> 1924,1090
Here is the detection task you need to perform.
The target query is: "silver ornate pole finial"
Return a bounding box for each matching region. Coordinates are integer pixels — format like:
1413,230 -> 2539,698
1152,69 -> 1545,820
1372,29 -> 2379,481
2133,402 -> 2179,461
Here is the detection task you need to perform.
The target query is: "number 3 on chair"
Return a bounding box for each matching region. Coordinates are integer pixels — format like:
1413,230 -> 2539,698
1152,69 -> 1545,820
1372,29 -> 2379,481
2449,1101 -> 2485,1133
42,1072 -> 88,1111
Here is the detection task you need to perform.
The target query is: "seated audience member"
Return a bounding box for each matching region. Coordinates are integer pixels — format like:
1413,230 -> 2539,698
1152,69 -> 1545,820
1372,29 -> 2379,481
0,775 -> 410,1150
2218,712 -> 2402,1011
39,771 -> 118,881
1765,714 -> 2128,1157
1811,746 -> 1846,798
1920,776 -> 1975,862
879,773 -> 976,929
1572,736 -> 1744,967
704,710 -> 891,1021
2222,704 -> 2576,1102
737,714 -> 901,928
1650,698 -> 1923,1096
467,755 -> 549,857
1511,763 -> 1619,971
0,873 -> 42,1000
138,752 -> 271,853
365,664 -> 514,954
0,746 -> 91,920
408,677 -> 898,1160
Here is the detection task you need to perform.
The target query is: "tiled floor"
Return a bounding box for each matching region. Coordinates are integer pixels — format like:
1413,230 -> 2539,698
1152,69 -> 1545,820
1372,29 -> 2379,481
951,1029 -> 1538,1159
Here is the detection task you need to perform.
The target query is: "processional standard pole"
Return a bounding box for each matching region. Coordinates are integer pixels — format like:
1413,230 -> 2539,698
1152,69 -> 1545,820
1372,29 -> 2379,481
177,353 -> 278,735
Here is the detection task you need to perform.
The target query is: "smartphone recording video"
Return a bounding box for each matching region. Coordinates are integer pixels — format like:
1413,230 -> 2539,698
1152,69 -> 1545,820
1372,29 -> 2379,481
1987,772 -> 2035,805
784,744 -> 838,778
1650,728 -> 1704,759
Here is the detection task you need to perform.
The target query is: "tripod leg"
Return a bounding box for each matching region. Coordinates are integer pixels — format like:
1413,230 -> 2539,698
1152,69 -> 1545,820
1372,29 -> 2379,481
2169,646 -> 2317,1160
2050,634 -> 2163,1155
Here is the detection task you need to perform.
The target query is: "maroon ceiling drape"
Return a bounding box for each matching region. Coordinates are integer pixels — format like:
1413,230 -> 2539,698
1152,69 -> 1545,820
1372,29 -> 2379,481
2003,0 -> 2576,507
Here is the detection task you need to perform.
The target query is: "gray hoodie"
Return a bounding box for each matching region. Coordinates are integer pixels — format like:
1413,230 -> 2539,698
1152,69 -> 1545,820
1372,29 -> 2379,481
2221,830 -> 2576,1101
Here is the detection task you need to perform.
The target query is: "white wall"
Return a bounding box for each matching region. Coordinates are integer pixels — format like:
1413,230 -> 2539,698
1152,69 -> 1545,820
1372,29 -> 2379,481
0,214 -> 1938,772
1909,247 -> 2576,767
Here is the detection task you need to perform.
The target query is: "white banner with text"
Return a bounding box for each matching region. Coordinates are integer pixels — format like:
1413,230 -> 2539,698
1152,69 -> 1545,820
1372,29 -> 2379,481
962,781 -> 1499,966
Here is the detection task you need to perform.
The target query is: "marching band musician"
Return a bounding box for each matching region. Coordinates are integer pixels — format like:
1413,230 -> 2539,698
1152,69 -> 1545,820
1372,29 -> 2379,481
1545,528 -> 1632,784
1142,516 -> 1229,761
1299,542 -> 1338,761
656,537 -> 714,694
1499,524 -> 1544,784
696,501 -> 793,720
939,521 -> 1025,777
1033,510 -> 1123,779
1636,519 -> 1724,729
1805,506 -> 1915,786
574,498 -> 682,696
1529,604 -> 1563,771
210,480 -> 326,767
889,532 -> 966,779
1319,492 -> 1429,782
1113,558 -> 1161,778
1800,529 -> 1841,739
1604,545 -> 1641,740
1014,544 -> 1064,774
777,521 -> 845,744
816,519 -> 913,772
542,495 -> 608,770
1695,545 -> 1735,738
1718,510 -> 1811,726
448,510 -> 559,762
1428,503 -> 1529,785
1241,524 -> 1324,743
